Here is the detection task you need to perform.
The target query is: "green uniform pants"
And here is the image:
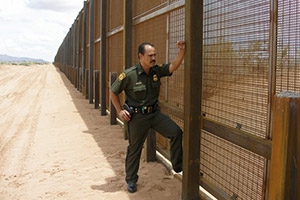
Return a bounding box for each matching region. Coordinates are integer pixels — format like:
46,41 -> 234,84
125,110 -> 183,184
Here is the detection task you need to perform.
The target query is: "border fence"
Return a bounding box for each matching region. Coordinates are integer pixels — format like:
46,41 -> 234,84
54,1 -> 300,199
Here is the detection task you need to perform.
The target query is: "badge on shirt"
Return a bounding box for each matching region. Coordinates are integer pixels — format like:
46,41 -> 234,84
118,72 -> 126,82
153,74 -> 158,81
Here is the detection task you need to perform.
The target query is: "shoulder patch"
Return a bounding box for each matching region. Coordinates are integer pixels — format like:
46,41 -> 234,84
118,72 -> 126,81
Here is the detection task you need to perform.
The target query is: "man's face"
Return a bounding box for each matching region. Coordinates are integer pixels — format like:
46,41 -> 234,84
139,45 -> 156,68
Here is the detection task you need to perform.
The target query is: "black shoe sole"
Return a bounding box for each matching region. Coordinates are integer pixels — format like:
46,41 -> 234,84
127,183 -> 137,193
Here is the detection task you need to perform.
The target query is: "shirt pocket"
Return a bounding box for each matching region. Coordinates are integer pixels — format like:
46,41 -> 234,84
152,81 -> 161,97
133,84 -> 147,101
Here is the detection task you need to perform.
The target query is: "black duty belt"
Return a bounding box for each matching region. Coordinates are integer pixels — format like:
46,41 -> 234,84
129,103 -> 159,114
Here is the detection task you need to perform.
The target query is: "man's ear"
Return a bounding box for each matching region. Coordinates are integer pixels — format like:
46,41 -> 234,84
138,53 -> 142,59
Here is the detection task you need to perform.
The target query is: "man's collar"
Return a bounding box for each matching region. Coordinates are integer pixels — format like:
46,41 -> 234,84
137,63 -> 155,75
137,63 -> 148,75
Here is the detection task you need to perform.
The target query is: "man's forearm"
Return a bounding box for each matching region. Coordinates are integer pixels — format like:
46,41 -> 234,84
169,41 -> 185,73
110,91 -> 122,113
170,49 -> 185,73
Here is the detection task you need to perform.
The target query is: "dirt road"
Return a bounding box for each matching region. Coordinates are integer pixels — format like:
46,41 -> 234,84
0,64 -> 181,200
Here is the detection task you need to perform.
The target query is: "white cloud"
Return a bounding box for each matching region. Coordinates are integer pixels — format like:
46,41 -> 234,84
0,0 -> 83,61
27,0 -> 83,12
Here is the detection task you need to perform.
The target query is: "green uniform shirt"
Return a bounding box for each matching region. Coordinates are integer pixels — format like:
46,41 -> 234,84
111,63 -> 172,107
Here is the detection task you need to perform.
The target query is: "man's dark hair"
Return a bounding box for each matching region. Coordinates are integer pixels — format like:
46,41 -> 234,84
138,42 -> 154,58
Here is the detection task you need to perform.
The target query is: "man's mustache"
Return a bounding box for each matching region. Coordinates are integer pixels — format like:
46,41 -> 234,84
150,60 -> 156,63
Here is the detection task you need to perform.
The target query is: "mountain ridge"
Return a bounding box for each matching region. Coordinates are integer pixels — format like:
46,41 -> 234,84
0,54 -> 49,63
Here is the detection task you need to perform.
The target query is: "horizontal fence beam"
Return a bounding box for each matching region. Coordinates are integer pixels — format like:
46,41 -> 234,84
202,118 -> 272,160
160,101 -> 272,159
133,0 -> 185,25
200,177 -> 235,200
104,0 -> 185,38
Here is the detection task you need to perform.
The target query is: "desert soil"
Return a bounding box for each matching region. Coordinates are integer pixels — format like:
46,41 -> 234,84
0,64 -> 181,200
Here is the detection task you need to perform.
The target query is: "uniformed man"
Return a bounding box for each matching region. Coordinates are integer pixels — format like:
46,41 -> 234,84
110,41 -> 185,193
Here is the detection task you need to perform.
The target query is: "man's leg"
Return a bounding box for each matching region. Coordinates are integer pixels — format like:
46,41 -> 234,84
125,114 -> 150,187
152,112 -> 183,172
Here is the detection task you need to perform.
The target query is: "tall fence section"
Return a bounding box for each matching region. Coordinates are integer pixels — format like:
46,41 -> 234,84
54,0 -> 300,199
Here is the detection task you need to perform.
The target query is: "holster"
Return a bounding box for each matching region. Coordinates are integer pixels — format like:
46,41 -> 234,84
123,103 -> 134,116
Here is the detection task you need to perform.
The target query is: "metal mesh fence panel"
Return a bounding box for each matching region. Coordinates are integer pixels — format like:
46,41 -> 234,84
108,32 -> 124,104
132,15 -> 167,65
167,7 -> 185,116
108,0 -> 123,30
201,0 -> 270,199
276,0 -> 300,93
133,0 -> 168,18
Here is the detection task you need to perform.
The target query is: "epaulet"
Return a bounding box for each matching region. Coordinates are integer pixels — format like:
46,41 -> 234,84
118,66 -> 136,82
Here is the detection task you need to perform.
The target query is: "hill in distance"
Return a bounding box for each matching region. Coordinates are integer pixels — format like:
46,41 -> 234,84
0,54 -> 49,63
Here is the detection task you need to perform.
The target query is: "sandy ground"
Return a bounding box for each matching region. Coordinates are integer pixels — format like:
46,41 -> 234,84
0,64 -> 181,200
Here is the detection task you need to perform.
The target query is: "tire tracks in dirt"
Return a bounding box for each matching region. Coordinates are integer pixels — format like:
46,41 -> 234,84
0,65 -> 49,177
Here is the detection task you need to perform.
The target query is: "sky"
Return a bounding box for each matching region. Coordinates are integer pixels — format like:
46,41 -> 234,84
0,0 -> 84,62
